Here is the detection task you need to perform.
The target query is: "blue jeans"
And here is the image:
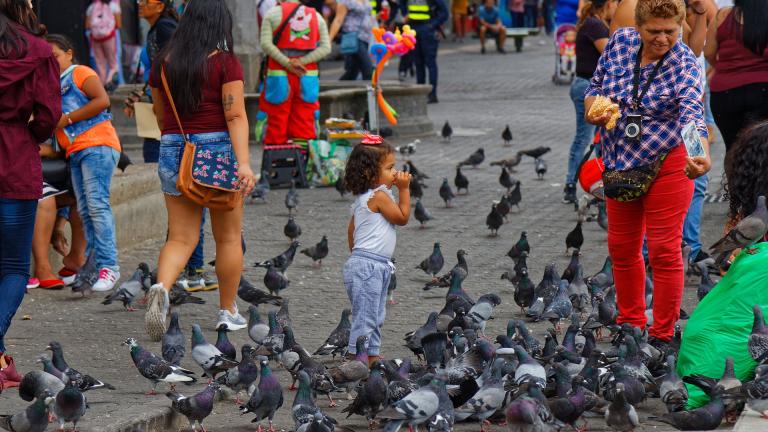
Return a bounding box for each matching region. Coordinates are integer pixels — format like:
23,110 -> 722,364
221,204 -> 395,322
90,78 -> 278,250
683,174 -> 708,260
566,77 -> 595,185
343,250 -> 393,356
340,40 -> 373,81
523,4 -> 537,28
69,146 -> 120,271
187,208 -> 207,270
0,198 -> 37,353
158,132 -> 233,196
143,138 -> 160,163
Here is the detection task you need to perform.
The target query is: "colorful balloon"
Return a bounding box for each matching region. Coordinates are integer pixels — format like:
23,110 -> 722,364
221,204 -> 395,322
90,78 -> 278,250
369,43 -> 388,65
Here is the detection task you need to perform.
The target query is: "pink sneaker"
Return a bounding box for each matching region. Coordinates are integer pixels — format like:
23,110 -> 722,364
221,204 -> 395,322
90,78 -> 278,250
26,278 -> 40,289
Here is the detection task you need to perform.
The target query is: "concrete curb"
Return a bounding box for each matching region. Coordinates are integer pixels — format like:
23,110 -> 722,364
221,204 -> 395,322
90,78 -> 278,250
90,399 -> 183,432
733,406 -> 767,432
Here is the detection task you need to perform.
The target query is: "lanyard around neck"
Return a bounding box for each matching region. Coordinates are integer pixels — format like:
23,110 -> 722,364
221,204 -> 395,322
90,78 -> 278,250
632,44 -> 669,111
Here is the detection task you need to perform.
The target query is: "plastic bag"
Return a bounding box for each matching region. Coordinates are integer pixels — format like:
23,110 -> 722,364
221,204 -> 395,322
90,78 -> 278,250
677,242 -> 768,408
305,140 -> 353,186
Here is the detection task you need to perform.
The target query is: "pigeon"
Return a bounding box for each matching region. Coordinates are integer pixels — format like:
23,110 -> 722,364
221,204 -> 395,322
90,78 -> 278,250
313,309 -> 351,358
486,204 -> 503,236
514,345 -> 547,388
293,345 -> 337,405
327,336 -> 370,400
53,379 -> 87,432
277,299 -> 294,330
248,306 -> 270,345
35,355 -> 68,386
416,242 -> 444,278
240,357 -> 284,432
567,265 -> 590,312
660,355 -> 688,413
238,277 -> 283,308
424,249 -> 468,290
458,148 -> 485,168
404,312 -> 439,359
102,262 -> 150,311
254,241 -> 302,273
215,327 -> 237,362
467,293 -> 502,335
284,216 -> 302,241
71,252 -> 97,294
686,357 -> 744,423
301,236 -> 329,267
696,261 -> 716,301
658,376 -> 725,430
285,180 -> 299,215
167,382 -> 219,432
414,199 -> 434,227
519,146 -> 551,159
499,166 -> 515,192
505,384 -> 559,432
378,375 -> 443,432
263,262 -> 290,296
512,268 -> 536,313
744,364 -> 768,417
117,151 -> 133,172
262,311 -> 286,354
292,371 -> 337,432
46,341 -> 115,392
496,193 -> 512,220
507,231 -> 530,260
605,383 -> 640,431
454,359 -> 506,424
217,345 -> 259,401
541,280 -> 573,331
507,180 -> 522,210
162,311 -> 186,366
454,166 -> 469,194
502,125 -> 513,146
565,221 -> 584,254
438,178 -> 455,207
749,304 -> 768,363
387,268 -> 398,305
441,121 -> 452,142
191,324 -> 239,379
251,170 -> 271,202
535,157 -> 548,179
561,251 -> 580,283
490,152 -> 523,171
404,160 -> 429,182
534,263 -> 561,307
395,139 -> 419,155
18,370 -> 64,402
0,391 -> 55,432
710,195 -> 768,269
342,361 -> 388,428
124,338 -> 196,394
548,384 -> 591,430
410,178 -> 424,200
334,176 -> 346,198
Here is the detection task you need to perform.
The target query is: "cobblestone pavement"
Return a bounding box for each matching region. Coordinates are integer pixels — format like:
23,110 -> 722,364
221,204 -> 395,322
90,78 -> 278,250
4,34 -> 732,431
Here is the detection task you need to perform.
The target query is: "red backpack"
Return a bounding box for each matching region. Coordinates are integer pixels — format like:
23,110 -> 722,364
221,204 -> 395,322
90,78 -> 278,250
90,1 -> 116,42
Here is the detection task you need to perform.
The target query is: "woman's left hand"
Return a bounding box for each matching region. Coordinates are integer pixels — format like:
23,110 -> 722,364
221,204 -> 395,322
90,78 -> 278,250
685,154 -> 711,179
236,165 -> 257,196
56,114 -> 69,129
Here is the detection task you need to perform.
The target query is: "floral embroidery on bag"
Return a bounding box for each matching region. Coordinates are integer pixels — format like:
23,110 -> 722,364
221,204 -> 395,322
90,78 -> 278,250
192,146 -> 238,190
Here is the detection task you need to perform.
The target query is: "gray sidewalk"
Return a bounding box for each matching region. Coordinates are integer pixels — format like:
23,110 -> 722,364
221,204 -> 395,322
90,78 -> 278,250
4,33 -> 737,431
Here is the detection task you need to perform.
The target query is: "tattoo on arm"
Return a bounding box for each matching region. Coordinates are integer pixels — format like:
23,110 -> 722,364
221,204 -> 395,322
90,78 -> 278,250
223,94 -> 234,111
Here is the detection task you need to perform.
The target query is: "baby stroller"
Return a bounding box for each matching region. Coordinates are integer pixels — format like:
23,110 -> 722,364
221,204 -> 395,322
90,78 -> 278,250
552,23 -> 577,85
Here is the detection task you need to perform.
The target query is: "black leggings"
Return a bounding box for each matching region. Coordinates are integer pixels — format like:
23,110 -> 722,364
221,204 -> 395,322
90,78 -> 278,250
710,82 -> 768,152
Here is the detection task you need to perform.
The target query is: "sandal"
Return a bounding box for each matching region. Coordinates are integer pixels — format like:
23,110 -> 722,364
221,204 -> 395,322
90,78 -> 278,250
39,279 -> 65,290
0,355 -> 22,387
57,267 -> 78,286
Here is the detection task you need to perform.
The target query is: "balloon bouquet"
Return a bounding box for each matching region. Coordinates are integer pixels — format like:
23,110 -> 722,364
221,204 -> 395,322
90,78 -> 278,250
369,26 -> 418,125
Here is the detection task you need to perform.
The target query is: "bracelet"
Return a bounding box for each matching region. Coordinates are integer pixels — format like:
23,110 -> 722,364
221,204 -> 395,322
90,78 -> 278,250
65,113 -> 73,125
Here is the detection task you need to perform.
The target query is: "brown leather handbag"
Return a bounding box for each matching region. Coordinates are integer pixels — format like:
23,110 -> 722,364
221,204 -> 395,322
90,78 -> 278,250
160,67 -> 241,211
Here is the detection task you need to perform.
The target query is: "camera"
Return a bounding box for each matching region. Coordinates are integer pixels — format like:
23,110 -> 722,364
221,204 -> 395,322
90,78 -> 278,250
625,114 -> 642,142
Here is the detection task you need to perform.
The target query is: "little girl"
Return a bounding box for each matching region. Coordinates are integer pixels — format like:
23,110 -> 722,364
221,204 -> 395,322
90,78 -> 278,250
343,134 -> 411,365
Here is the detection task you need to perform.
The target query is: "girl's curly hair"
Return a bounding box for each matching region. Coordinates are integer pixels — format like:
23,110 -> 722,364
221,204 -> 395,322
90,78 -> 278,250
724,120 -> 768,222
344,142 -> 394,195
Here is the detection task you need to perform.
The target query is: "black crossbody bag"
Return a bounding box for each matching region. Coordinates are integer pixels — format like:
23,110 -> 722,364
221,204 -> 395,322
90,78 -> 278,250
602,44 -> 670,202
257,4 -> 302,90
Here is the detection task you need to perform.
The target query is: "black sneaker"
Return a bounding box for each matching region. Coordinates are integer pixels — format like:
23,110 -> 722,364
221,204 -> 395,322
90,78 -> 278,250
481,45 -> 486,54
563,183 -> 577,204
427,94 -> 439,104
648,336 -> 671,356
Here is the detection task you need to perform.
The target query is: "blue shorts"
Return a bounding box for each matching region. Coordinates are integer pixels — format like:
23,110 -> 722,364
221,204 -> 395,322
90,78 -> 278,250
158,131 -> 234,196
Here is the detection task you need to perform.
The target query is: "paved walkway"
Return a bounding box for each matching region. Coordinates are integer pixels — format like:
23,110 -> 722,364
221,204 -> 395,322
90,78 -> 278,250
4,33 -> 737,431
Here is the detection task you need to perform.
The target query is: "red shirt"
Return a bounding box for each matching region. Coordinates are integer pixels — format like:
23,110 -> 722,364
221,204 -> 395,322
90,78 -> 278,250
149,52 -> 244,135
710,10 -> 768,92
0,25 -> 61,200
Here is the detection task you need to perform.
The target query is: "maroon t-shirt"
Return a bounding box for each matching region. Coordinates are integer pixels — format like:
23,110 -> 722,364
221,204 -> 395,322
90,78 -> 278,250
150,52 -> 244,134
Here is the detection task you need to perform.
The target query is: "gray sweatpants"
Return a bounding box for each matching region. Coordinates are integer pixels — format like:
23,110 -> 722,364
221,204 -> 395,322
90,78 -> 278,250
342,250 -> 394,356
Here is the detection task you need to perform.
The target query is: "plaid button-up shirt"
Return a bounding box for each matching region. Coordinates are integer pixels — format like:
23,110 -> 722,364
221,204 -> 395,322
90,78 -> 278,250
586,28 -> 708,171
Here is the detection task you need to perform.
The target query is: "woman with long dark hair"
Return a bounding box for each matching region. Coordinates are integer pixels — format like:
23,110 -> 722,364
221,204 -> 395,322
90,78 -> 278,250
145,0 -> 256,341
706,0 -> 768,153
0,0 -> 61,383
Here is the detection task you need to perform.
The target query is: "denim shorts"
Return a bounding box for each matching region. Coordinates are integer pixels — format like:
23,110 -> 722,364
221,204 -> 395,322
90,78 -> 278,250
158,131 -> 234,196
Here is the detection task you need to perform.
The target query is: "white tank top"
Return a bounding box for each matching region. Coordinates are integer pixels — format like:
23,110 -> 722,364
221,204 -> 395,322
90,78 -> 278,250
351,185 -> 397,258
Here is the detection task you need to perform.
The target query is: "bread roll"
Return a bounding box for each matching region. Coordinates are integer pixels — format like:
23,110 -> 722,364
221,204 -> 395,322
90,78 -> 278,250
588,96 -> 621,130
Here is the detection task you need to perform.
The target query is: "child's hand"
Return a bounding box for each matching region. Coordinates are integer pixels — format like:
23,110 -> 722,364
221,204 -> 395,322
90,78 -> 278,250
393,171 -> 412,190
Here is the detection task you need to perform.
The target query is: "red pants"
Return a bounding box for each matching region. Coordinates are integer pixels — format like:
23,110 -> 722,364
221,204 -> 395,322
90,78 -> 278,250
258,59 -> 319,145
606,145 -> 693,340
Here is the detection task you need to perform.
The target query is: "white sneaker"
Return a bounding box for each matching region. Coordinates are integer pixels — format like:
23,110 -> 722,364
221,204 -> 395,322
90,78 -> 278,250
216,304 -> 247,331
146,283 -> 170,341
92,268 -> 120,292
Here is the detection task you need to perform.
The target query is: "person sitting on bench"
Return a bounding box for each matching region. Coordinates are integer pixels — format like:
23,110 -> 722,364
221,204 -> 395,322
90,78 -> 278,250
478,0 -> 506,54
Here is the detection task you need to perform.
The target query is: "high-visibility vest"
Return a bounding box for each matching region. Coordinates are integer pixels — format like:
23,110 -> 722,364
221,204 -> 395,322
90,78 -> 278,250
407,0 -> 430,21
370,0 -> 377,16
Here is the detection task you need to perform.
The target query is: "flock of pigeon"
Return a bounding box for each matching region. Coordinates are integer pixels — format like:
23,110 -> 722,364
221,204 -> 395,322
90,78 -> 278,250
5,123 -> 768,432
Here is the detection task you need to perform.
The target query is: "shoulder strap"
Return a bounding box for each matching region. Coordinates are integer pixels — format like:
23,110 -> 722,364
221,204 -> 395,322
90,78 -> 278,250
273,3 -> 302,45
159,66 -> 186,137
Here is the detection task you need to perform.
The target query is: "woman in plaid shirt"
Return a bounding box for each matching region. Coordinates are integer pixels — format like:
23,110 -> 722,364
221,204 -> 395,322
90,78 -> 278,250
584,0 -> 711,352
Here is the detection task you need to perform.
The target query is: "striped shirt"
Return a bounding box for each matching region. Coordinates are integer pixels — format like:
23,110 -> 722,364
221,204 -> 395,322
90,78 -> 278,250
586,28 -> 708,170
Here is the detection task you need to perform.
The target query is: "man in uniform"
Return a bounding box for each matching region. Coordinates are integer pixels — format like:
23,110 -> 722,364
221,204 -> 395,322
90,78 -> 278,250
402,0 -> 447,104
256,0 -> 331,145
